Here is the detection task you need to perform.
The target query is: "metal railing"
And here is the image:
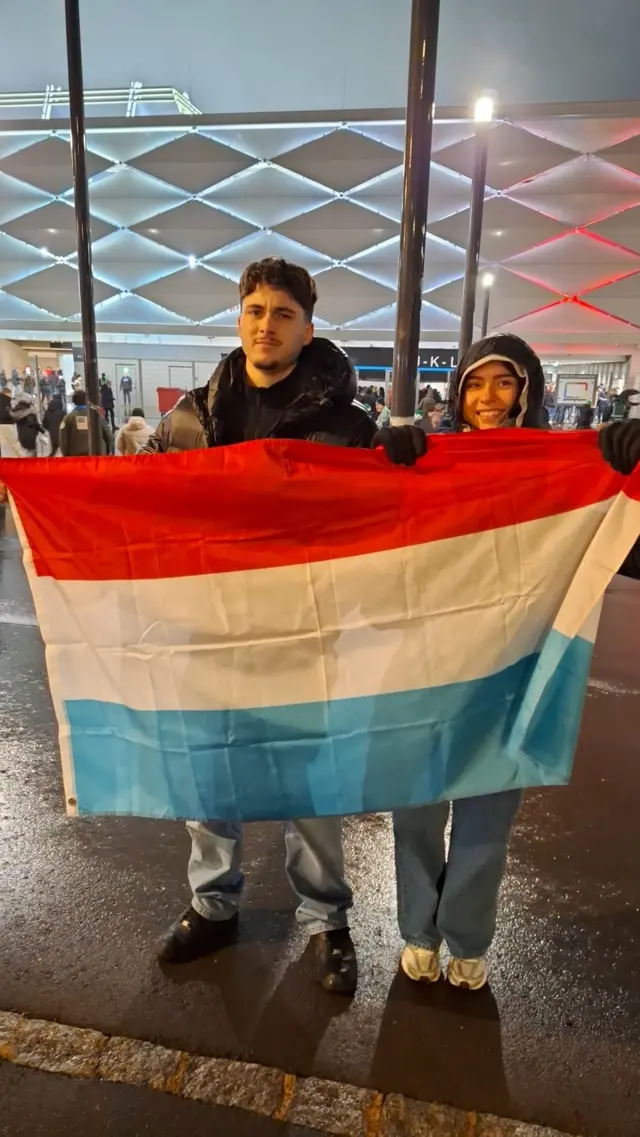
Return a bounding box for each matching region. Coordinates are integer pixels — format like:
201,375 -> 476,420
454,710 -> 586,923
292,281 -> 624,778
0,82 -> 202,119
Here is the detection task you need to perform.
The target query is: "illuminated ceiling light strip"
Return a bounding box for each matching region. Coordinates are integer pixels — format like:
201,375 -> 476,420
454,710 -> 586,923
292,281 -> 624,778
573,295 -> 640,328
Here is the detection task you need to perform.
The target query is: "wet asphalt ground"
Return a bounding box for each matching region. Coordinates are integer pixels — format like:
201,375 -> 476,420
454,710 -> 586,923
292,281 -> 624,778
0,505 -> 638,1137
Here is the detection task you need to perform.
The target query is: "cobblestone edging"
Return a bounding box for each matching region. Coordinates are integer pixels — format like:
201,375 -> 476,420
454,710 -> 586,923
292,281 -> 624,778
0,1010 -> 579,1137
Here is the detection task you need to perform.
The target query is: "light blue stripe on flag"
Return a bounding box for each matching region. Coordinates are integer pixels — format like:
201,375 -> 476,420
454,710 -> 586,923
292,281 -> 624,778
66,631 -> 593,821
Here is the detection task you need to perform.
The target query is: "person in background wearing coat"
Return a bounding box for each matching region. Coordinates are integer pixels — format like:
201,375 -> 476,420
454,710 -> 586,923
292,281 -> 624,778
100,378 -> 116,433
117,407 -> 154,455
43,394 -> 66,454
59,390 -> 113,456
10,396 -> 46,456
395,333 -> 640,993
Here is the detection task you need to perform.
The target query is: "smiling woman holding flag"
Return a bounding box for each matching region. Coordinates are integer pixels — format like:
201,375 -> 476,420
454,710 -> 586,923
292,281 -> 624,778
395,333 -> 640,992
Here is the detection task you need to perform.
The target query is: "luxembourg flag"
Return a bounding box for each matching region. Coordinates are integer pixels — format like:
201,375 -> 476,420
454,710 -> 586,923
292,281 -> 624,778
2,432 -> 639,822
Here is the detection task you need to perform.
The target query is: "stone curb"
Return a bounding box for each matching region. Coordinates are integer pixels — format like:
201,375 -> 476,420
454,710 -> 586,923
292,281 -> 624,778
0,1010 -> 580,1137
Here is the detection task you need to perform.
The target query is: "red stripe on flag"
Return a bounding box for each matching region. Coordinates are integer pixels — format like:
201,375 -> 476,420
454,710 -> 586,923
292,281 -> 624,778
0,431 -> 633,581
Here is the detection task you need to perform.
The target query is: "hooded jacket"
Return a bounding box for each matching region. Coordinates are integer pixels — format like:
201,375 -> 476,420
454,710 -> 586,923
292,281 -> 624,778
10,397 -> 45,455
447,334 -> 548,431
143,337 -> 375,453
446,334 -> 639,581
117,415 -> 154,456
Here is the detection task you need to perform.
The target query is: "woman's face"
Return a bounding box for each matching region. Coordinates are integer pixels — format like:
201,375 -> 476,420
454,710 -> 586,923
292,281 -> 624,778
429,407 -> 444,428
461,361 -> 519,430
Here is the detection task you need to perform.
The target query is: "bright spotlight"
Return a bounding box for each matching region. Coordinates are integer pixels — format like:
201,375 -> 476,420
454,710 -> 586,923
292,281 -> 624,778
481,271 -> 495,288
188,255 -> 196,269
474,95 -> 494,123
40,246 -> 50,255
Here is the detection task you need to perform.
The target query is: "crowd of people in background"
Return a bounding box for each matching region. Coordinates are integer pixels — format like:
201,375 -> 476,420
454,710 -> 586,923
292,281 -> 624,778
0,363 -> 638,464
0,373 -> 152,461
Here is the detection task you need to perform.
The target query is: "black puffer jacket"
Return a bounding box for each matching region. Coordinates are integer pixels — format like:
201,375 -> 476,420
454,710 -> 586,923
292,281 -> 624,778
144,338 -> 375,453
447,333 -> 548,430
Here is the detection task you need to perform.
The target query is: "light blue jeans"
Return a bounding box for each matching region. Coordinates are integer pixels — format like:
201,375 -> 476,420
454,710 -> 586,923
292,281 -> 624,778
187,818 -> 352,936
394,790 -> 522,959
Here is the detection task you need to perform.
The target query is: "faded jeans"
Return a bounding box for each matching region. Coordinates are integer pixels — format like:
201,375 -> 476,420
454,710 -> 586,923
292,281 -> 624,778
187,817 -> 352,936
394,790 -> 522,959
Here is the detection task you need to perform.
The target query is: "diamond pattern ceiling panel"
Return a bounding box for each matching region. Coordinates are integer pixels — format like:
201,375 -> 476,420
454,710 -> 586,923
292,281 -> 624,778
349,164 -> 472,224
504,232 -> 640,295
508,156 -> 640,226
0,136 -> 109,195
137,267 -> 240,322
86,128 -> 189,163
584,272 -> 640,325
0,172 -> 52,225
586,204 -> 640,255
520,117 -> 640,154
90,230 -> 188,290
346,301 -> 460,333
204,165 -> 333,228
2,201 -> 114,258
0,234 -> 54,287
1,113 -> 640,340
430,197 -> 566,261
594,134 -> 640,177
313,268 -> 395,326
131,201 -> 256,257
276,129 -> 401,192
425,270 -> 559,329
348,234 -> 466,292
499,299 -> 638,336
0,291 -> 59,321
94,293 -> 190,325
206,232 -> 331,280
276,199 -> 399,260
86,166 -> 189,227
436,123 -> 576,191
0,132 -> 48,160
197,126 -> 333,160
4,264 -> 117,318
130,134 -> 254,193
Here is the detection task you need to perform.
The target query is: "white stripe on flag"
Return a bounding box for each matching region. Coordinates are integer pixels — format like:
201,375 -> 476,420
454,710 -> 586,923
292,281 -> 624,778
29,501 -> 611,714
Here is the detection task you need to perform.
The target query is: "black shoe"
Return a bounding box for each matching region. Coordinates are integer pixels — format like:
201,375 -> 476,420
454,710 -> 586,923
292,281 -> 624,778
314,928 -> 358,995
157,906 -> 239,964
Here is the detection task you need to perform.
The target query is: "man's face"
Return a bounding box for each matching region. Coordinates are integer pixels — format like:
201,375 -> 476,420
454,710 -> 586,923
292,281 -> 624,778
461,361 -> 519,430
429,407 -> 444,429
238,285 -> 313,374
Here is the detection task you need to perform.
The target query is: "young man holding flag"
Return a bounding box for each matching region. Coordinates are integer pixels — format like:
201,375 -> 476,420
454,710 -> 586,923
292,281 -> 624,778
145,256 -> 419,994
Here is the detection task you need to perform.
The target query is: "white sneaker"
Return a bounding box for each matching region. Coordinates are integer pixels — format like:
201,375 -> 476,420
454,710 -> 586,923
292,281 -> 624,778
447,956 -> 488,991
401,944 -> 442,983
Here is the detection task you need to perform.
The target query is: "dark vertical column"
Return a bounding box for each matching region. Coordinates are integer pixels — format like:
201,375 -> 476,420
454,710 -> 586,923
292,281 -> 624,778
391,0 -> 441,423
458,123 -> 490,358
65,0 -> 102,454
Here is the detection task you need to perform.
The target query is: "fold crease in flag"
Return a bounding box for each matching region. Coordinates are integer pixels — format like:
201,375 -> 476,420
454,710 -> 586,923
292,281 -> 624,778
2,431 -> 638,821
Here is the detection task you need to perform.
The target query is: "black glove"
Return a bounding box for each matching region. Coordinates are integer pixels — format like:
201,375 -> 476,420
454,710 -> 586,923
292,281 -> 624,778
371,425 -> 427,467
598,420 -> 640,475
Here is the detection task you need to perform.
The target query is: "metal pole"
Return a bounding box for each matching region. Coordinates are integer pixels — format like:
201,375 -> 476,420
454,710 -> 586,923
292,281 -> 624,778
391,0 -> 441,424
458,123 -> 490,358
64,0 -> 101,455
481,285 -> 491,338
